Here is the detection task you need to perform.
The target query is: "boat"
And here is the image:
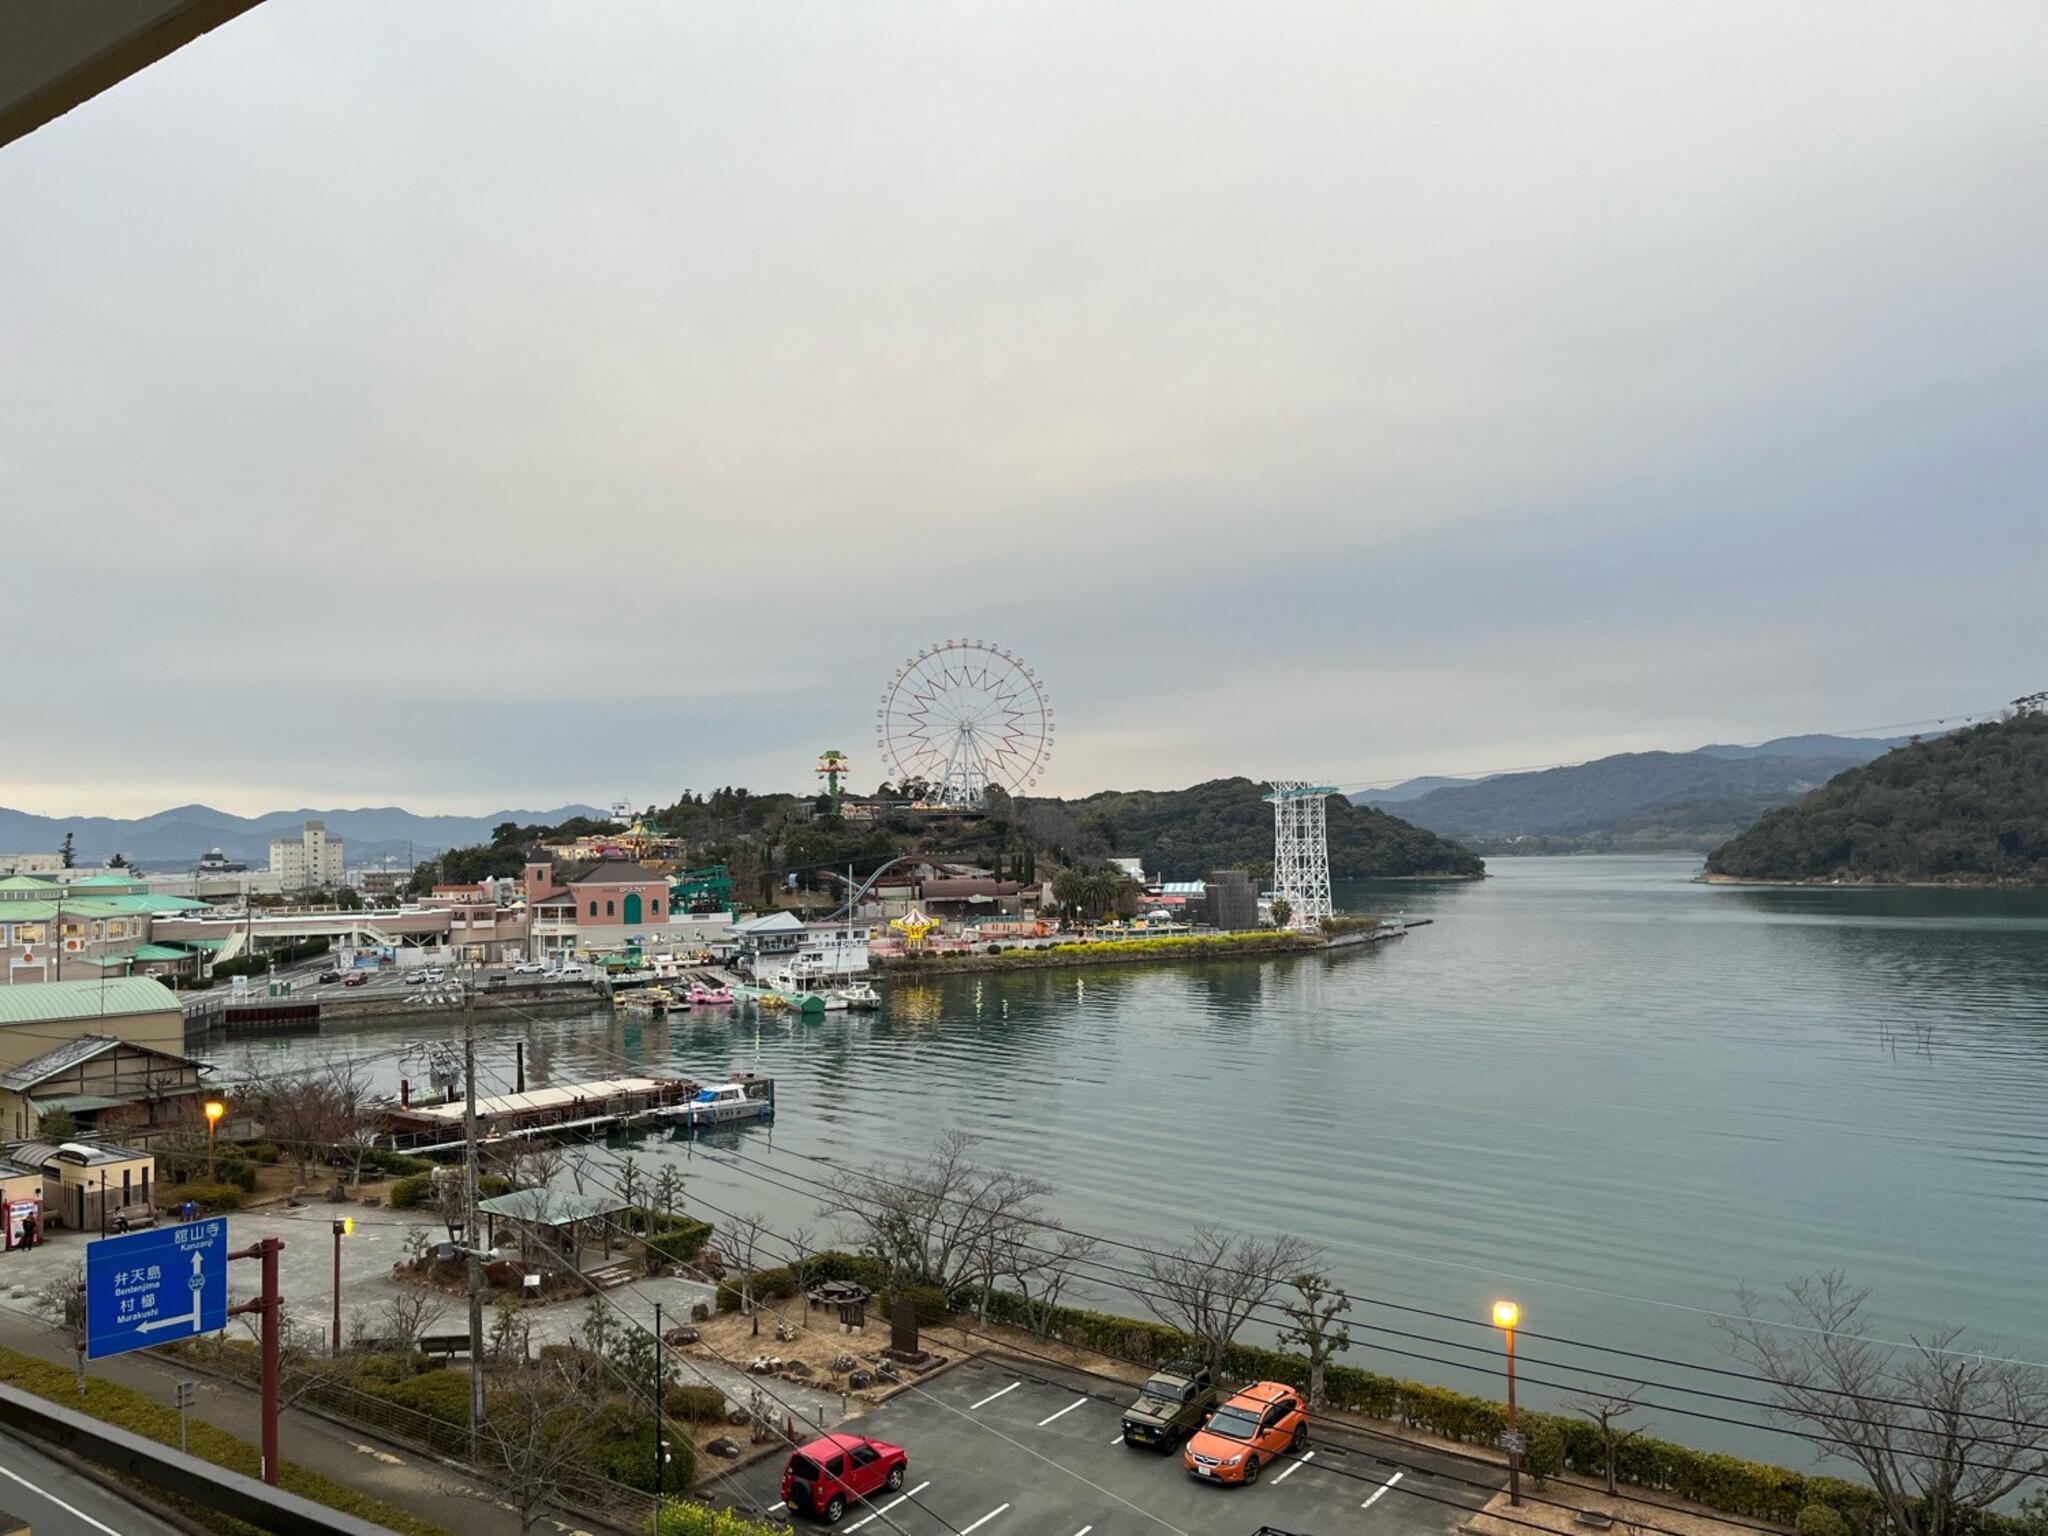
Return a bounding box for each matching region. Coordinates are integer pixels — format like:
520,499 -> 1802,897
686,982 -> 735,1005
836,982 -> 882,1010
655,1075 -> 777,1128
619,987 -> 671,1016
766,971 -> 831,1015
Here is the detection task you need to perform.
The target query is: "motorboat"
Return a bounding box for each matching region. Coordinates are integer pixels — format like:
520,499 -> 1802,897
837,982 -> 882,1010
686,982 -> 735,1005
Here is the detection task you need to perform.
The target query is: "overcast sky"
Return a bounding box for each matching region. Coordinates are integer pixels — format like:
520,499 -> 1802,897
4,2 -> 2043,817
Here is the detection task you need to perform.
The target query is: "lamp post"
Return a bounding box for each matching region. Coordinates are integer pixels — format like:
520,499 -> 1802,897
204,1099 -> 226,1180
1493,1299 -> 1522,1506
331,1217 -> 353,1355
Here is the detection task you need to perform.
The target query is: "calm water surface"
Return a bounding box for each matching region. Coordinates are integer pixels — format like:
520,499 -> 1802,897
238,856 -> 2048,1462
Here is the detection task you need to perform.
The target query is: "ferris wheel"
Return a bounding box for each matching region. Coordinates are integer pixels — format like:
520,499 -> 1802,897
877,640 -> 1054,807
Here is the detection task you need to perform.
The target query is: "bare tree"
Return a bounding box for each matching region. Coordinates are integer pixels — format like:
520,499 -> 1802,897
1137,1224 -> 1321,1376
788,1225 -> 819,1320
821,1130 -> 1052,1299
1002,1228 -> 1101,1339
483,1355 -> 602,1534
1565,1382 -> 1646,1495
1276,1271 -> 1352,1410
240,1055 -> 372,1187
380,1289 -> 451,1368
720,1211 -> 772,1335
651,1164 -> 684,1223
1718,1273 -> 2048,1536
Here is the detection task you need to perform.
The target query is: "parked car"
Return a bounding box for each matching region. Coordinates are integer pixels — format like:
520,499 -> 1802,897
422,968 -> 446,983
781,1433 -> 907,1525
1121,1359 -> 1220,1450
403,971 -> 427,986
558,962 -> 585,978
512,960 -> 545,974
1184,1381 -> 1308,1486
342,971 -> 369,987
317,970 -> 341,984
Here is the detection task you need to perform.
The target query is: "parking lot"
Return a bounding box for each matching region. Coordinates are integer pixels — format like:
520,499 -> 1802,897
712,1353 -> 1501,1536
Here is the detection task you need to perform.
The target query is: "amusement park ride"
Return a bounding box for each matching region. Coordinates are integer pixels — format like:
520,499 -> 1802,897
877,640 -> 1054,809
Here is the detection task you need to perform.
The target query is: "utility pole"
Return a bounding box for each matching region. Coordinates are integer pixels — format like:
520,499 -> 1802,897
652,1299 -> 665,1497
463,961 -> 484,1456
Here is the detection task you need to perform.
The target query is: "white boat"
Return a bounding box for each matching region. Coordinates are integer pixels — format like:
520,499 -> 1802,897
837,982 -> 882,1010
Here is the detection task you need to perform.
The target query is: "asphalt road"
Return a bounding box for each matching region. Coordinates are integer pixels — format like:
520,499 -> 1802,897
0,1429 -> 188,1535
714,1354 -> 1501,1536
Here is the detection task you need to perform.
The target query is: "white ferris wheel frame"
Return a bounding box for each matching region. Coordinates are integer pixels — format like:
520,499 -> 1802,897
876,640 -> 1054,806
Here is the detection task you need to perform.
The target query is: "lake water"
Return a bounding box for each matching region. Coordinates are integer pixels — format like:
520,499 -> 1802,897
237,856 -> 2048,1465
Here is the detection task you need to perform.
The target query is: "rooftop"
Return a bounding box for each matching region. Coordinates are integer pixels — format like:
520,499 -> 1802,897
566,862 -> 666,886
0,978 -> 181,1028
0,1033 -> 198,1092
6,1138 -> 150,1167
477,1187 -> 630,1226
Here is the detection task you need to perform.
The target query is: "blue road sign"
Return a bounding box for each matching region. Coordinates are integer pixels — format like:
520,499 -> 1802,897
85,1219 -> 229,1360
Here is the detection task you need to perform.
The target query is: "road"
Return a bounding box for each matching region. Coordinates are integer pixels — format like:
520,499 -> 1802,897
0,1429 -> 188,1535
714,1353 -> 1501,1536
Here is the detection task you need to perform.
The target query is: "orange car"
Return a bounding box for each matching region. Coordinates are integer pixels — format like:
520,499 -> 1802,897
1182,1380 -> 1308,1485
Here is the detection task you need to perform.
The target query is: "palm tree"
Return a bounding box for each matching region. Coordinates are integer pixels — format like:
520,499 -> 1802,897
1050,868 -> 1089,920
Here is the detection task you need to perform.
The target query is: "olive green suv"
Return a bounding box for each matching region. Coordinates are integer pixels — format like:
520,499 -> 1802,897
1120,1361 -> 1221,1451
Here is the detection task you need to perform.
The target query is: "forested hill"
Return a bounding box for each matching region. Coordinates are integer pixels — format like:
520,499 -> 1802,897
1705,713 -> 2048,884
1037,779 -> 1484,881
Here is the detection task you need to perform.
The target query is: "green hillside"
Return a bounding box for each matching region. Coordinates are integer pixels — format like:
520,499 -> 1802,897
1705,712 -> 2048,883
1042,778 -> 1484,881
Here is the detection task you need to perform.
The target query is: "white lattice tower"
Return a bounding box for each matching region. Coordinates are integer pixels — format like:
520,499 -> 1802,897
1265,781 -> 1336,928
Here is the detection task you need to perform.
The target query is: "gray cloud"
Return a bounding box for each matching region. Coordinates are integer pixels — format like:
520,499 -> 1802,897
2,1 -> 2042,815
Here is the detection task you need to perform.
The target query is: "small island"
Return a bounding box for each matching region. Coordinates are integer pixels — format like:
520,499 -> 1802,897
1703,707 -> 2048,885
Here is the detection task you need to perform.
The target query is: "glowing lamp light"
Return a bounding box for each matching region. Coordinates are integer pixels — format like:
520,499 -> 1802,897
204,1101 -> 226,1124
1492,1300 -> 1520,1330
339,1217 -> 354,1237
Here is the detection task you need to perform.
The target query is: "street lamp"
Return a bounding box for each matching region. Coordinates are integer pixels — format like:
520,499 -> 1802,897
331,1217 -> 353,1356
1493,1300 -> 1522,1506
204,1100 -> 226,1180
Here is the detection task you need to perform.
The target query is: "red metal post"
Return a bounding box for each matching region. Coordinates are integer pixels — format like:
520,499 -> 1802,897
260,1236 -> 280,1484
331,1224 -> 343,1356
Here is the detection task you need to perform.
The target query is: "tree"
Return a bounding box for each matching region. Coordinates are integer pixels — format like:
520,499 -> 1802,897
1136,1225 -> 1322,1375
1002,1228 -> 1101,1339
788,1226 -> 819,1320
1564,1382 -> 1645,1495
1270,897 -> 1293,929
484,1355 -> 603,1533
1276,1272 -> 1352,1410
60,833 -> 74,869
106,852 -> 129,869
1050,867 -> 1089,922
651,1165 -> 684,1224
239,1056 -> 370,1187
821,1131 -> 1053,1300
1718,1273 -> 2048,1536
380,1289 -> 450,1369
719,1211 -> 772,1335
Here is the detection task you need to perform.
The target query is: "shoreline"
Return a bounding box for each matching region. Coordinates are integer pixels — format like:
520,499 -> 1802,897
1696,871 -> 2043,889
880,924 -> 1410,976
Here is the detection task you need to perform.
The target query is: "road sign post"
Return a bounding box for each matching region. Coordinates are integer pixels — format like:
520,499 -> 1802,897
175,1379 -> 197,1455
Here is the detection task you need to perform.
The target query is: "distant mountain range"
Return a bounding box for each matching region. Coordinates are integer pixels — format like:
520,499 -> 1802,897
1355,735 -> 1914,855
0,804 -> 609,870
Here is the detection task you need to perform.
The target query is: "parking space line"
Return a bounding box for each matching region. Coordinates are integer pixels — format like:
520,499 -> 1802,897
1072,1527 -> 1094,1535
960,1504 -> 1011,1535
1109,1433 -> 1124,1444
845,1481 -> 931,1532
767,1502 -> 786,1514
1037,1396 -> 1089,1427
1274,1450 -> 1316,1483
969,1382 -> 1020,1411
1361,1469 -> 1405,1509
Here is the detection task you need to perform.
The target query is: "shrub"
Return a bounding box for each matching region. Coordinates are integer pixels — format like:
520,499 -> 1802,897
1522,1419 -> 1566,1485
650,1497 -> 792,1536
891,1284 -> 947,1327
236,1140 -> 282,1164
390,1174 -> 435,1209
477,1174 -> 513,1199
1797,1505 -> 1853,1536
643,1220 -> 715,1272
162,1181 -> 243,1213
665,1383 -> 729,1423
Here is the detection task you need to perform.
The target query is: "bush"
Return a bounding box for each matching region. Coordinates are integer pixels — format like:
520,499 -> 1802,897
390,1174 -> 435,1209
643,1220 -> 715,1272
1522,1419 -> 1566,1485
891,1284 -> 947,1327
477,1174 -> 513,1200
162,1181 -> 243,1213
1798,1505 -> 1853,1536
665,1383 -> 728,1423
236,1140 -> 282,1164
650,1500 -> 792,1536
358,1148 -> 432,1176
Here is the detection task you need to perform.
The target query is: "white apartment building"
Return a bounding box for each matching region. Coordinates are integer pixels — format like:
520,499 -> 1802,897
268,819 -> 345,889
0,854 -> 64,876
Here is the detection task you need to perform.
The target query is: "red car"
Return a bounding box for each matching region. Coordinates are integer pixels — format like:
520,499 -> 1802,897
781,1434 -> 908,1525
342,971 -> 369,987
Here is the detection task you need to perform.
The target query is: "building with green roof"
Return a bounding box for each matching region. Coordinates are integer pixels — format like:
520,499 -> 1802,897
0,872 -> 212,986
0,978 -> 184,1074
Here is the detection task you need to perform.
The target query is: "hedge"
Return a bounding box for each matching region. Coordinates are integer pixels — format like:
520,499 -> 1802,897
645,1219 -> 716,1272
162,1180 -> 244,1213
0,1343 -> 451,1536
390,1173 -> 435,1209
